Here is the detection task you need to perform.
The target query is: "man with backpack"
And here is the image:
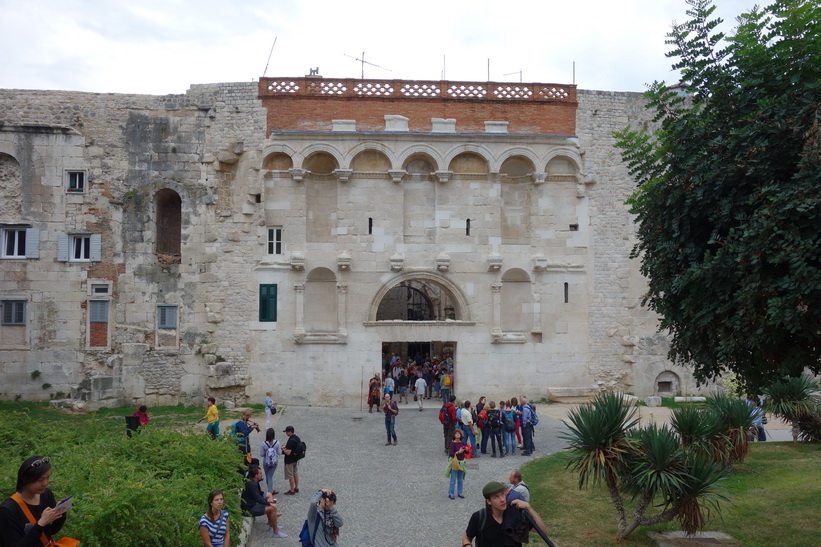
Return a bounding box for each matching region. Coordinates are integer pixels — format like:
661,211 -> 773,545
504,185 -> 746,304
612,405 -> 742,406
463,481 -> 549,547
482,401 -> 503,458
282,425 -> 304,495
439,395 -> 458,453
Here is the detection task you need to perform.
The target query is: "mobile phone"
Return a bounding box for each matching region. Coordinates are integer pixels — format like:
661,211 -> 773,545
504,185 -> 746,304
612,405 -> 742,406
54,496 -> 73,512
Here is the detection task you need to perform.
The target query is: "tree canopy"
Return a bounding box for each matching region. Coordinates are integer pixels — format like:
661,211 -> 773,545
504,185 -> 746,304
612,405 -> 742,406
615,0 -> 821,389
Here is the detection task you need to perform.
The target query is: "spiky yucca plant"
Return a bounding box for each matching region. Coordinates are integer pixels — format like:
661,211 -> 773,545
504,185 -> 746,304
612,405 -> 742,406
763,375 -> 821,443
705,392 -> 754,464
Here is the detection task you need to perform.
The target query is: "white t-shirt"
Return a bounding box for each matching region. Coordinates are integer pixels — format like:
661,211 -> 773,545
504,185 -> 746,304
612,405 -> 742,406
414,378 -> 427,392
461,408 -> 474,427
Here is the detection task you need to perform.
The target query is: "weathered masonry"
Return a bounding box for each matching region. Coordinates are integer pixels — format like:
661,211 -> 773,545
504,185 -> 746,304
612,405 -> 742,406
0,76 -> 703,408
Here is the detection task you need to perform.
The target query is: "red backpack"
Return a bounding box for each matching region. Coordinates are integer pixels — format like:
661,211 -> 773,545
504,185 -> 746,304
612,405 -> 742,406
439,403 -> 453,425
477,409 -> 488,429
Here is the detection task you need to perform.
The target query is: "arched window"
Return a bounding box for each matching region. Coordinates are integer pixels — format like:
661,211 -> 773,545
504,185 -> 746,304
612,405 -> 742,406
156,189 -> 182,260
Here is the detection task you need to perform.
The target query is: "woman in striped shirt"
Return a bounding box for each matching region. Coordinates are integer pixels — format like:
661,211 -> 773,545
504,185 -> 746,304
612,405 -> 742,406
199,490 -> 230,547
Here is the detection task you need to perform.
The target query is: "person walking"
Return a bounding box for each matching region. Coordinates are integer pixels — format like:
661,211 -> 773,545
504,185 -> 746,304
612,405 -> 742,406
199,490 -> 230,547
282,426 -> 302,495
382,393 -> 399,445
414,375 -> 427,411
264,392 -> 276,430
260,428 -> 282,495
304,489 -> 344,547
447,429 -> 468,499
367,375 -> 381,413
204,397 -> 220,439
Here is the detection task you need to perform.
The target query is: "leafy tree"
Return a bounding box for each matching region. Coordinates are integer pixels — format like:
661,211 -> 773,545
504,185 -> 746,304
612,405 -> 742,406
615,0 -> 821,389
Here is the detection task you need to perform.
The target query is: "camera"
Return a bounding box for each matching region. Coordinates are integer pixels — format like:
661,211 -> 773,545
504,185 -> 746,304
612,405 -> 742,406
321,491 -> 337,503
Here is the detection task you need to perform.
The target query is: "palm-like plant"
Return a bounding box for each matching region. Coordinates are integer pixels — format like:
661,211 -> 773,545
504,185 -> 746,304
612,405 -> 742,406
705,392 -> 754,464
670,405 -> 730,465
562,393 -> 729,540
671,454 -> 730,535
763,375 -> 821,443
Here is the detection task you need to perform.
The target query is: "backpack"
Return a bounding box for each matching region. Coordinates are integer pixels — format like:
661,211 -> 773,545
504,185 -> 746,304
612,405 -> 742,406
486,409 -> 501,429
299,516 -> 320,547
529,404 -> 539,426
263,440 -> 279,467
477,409 -> 488,429
443,375 -> 451,387
294,440 -> 307,461
439,404 -> 452,425
503,410 -> 516,432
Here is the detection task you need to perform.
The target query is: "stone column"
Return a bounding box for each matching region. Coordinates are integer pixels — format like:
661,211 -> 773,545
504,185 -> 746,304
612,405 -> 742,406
532,289 -> 542,334
337,283 -> 348,335
491,283 -> 502,335
294,283 -> 305,341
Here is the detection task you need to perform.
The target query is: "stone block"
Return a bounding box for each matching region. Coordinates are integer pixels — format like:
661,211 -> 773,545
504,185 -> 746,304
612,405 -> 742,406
645,395 -> 662,407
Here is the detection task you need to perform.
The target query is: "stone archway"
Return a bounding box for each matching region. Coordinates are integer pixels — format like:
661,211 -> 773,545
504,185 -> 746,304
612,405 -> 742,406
369,271 -> 471,322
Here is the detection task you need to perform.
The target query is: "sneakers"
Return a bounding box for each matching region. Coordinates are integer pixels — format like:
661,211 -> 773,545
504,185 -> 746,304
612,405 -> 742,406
385,442 -> 392,446
284,490 -> 295,495
458,494 -> 465,498
272,530 -> 288,538
449,495 -> 455,500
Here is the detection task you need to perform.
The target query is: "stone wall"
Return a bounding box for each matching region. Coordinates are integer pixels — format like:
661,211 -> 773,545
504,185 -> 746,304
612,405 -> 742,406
0,80 -> 707,408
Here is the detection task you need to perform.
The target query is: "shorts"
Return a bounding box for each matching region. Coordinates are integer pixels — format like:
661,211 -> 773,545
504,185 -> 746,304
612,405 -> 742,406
400,387 -> 408,395
249,502 -> 268,517
284,462 -> 298,480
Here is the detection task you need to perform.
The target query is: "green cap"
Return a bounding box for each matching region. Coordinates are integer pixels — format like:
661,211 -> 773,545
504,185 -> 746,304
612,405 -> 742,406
482,481 -> 506,499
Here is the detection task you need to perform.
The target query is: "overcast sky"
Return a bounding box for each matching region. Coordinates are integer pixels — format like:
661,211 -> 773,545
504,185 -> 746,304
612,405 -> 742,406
0,0 -> 757,96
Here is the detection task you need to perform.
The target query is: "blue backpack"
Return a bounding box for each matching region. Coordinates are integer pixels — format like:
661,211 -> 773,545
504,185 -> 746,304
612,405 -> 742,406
299,517 -> 320,547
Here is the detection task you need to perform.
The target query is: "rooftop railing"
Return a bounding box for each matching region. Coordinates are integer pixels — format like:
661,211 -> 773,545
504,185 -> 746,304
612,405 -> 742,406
259,77 -> 575,103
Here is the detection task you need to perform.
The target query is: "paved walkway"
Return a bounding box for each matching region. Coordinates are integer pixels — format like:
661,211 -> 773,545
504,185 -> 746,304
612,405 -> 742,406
245,401 -> 568,546
244,402 -> 793,546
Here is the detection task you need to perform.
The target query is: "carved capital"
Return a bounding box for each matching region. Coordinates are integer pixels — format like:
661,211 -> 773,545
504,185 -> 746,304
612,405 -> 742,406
293,283 -> 305,293
334,168 -> 353,183
487,254 -> 502,272
436,252 -> 451,272
290,252 -> 305,271
434,170 -> 453,183
532,171 -> 546,184
388,169 -> 406,183
337,251 -> 351,271
532,254 -> 548,272
490,282 -> 502,293
288,168 -> 306,182
337,283 -> 348,294
390,253 -> 404,272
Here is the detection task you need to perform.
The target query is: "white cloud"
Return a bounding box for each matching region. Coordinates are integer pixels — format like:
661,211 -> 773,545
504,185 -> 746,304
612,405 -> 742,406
0,0 -> 758,94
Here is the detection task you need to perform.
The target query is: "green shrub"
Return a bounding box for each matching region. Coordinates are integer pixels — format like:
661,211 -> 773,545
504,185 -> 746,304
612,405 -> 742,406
0,410 -> 245,547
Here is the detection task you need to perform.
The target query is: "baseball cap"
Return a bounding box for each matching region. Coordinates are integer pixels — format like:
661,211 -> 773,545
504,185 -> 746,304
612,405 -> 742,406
283,425 -> 295,433
482,481 -> 506,499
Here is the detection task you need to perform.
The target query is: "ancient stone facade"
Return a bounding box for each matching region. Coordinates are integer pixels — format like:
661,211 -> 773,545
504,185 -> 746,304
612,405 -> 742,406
0,77 -> 704,408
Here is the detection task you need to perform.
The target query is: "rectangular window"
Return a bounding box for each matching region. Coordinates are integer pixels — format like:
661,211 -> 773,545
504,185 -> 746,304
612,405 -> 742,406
1,227 -> 39,259
92,284 -> 110,295
2,229 -> 25,257
73,236 -> 91,261
158,305 -> 178,329
1,300 -> 26,325
57,234 -> 101,262
89,300 -> 108,323
259,284 -> 277,322
267,228 -> 282,255
66,171 -> 86,193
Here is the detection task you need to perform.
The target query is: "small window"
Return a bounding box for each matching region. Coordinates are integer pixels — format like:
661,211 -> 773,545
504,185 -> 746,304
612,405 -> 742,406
57,234 -> 101,262
569,224 -> 579,231
1,300 -> 26,325
267,228 -> 282,255
158,305 -> 178,329
368,218 -> 373,235
1,227 -> 39,259
89,300 -> 109,323
564,282 -> 569,304
259,284 -> 277,322
466,219 -> 471,236
66,171 -> 86,193
92,284 -> 110,295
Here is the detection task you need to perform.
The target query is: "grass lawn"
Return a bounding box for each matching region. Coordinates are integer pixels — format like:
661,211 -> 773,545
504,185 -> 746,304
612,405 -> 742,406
523,443 -> 821,546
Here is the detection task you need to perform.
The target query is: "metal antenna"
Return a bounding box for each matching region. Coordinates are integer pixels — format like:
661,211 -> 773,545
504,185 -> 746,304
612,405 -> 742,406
262,37 -> 277,77
503,70 -> 523,83
344,52 -> 391,79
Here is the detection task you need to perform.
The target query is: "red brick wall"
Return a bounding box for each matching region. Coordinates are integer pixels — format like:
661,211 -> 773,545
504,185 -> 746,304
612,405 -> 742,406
259,78 -> 577,135
89,322 -> 108,347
